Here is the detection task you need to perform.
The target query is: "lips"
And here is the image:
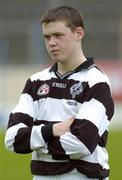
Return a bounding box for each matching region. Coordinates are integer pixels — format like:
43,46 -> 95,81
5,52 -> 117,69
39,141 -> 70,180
50,49 -> 60,55
51,49 -> 60,53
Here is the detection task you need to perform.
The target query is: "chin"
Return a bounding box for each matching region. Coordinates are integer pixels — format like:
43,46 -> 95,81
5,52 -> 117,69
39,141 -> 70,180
52,57 -> 64,63
50,53 -> 66,63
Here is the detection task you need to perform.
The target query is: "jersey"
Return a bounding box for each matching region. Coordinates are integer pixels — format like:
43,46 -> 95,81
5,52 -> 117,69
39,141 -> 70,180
5,58 -> 114,179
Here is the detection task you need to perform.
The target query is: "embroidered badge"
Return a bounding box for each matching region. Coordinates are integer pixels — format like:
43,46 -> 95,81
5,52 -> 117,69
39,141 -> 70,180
37,83 -> 50,96
70,82 -> 83,99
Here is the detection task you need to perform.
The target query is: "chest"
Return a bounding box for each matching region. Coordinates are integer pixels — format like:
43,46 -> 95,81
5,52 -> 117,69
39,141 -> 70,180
35,78 -> 88,101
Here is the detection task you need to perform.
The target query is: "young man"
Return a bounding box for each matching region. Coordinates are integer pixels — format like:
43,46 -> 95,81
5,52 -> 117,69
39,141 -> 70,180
5,6 -> 114,180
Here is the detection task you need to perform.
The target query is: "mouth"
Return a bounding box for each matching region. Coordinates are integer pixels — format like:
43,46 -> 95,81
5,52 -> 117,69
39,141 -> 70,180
50,49 -> 60,55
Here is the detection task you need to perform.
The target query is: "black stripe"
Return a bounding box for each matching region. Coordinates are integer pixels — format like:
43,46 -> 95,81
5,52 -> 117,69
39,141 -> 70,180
41,123 -> 54,143
31,160 -> 73,176
70,119 -> 100,153
91,83 -> 114,120
75,159 -> 109,178
48,137 -> 70,159
78,83 -> 114,121
31,159 -> 109,178
22,78 -> 114,122
99,130 -> 108,147
22,78 -> 33,96
34,120 -> 70,159
13,127 -> 32,153
7,113 -> 33,129
22,78 -> 88,101
33,120 -> 58,125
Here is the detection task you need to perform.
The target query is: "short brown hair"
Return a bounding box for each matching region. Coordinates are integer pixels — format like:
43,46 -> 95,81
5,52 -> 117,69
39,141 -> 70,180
40,6 -> 84,31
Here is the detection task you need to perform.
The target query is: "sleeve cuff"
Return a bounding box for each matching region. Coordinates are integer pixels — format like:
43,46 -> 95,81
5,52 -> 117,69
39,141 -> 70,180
41,123 -> 54,143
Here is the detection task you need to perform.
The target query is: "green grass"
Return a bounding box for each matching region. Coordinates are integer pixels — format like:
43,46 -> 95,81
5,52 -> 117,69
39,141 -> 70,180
0,130 -> 32,180
107,130 -> 122,180
0,130 -> 122,180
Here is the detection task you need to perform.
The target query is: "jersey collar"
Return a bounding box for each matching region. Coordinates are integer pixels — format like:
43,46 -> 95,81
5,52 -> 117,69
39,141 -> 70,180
49,57 -> 95,73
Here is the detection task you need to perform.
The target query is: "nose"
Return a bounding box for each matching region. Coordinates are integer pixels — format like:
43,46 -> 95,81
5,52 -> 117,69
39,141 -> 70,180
48,36 -> 56,46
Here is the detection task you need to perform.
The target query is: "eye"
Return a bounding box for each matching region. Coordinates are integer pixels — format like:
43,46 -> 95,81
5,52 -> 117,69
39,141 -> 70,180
44,35 -> 50,41
55,34 -> 60,37
55,33 -> 64,38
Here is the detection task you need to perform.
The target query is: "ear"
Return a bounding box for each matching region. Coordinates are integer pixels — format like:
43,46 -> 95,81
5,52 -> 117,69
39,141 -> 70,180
74,27 -> 84,40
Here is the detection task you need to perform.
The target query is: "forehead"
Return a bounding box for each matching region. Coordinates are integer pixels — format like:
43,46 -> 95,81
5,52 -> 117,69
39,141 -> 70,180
42,21 -> 71,35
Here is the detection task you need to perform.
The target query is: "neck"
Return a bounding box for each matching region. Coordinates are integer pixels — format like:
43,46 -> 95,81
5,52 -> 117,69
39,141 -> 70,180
57,50 -> 87,75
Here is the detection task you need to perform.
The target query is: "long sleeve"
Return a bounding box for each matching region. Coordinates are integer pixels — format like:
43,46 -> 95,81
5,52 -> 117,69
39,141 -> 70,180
48,82 -> 114,158
5,79 -> 49,153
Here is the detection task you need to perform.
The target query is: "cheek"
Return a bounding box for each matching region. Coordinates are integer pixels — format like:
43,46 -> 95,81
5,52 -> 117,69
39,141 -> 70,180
64,35 -> 76,48
61,38 -> 72,49
45,42 -> 50,52
63,40 -> 75,52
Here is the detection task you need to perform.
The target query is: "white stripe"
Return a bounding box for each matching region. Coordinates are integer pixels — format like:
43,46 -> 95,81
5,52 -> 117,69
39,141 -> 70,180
30,125 -> 46,150
30,66 -> 110,89
32,151 -> 69,162
30,67 -> 53,82
81,145 -> 109,169
60,132 -> 90,157
33,97 -> 110,136
35,97 -> 79,122
36,97 -> 109,134
12,93 -> 35,119
88,68 -> 110,87
33,97 -> 77,122
68,67 -> 110,87
76,98 -> 110,136
5,123 -> 27,151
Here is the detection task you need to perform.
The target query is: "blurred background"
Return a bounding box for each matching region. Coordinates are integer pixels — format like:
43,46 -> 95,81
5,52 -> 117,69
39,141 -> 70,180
0,0 -> 122,180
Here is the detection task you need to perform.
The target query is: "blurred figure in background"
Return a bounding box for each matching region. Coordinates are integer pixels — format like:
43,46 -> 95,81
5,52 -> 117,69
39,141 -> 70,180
5,6 -> 114,180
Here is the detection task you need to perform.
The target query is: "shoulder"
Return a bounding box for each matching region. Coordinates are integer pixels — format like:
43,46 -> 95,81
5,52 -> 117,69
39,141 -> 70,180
88,66 -> 110,87
29,66 -> 52,82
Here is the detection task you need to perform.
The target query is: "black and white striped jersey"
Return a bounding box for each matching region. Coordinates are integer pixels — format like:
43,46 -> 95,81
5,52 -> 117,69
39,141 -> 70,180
5,58 -> 114,178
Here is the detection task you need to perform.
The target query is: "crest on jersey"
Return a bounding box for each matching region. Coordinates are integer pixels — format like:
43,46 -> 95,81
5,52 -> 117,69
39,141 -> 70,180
37,83 -> 50,96
70,82 -> 83,99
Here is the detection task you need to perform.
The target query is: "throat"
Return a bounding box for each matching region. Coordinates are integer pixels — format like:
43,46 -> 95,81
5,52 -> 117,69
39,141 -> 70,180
57,64 -> 73,75
57,58 -> 86,75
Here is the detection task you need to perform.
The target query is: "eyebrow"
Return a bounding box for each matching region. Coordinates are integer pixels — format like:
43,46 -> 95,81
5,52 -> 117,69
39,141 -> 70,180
43,32 -> 65,37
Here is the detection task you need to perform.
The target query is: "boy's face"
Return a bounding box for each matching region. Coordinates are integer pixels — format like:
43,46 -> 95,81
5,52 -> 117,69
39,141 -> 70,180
42,21 -> 82,63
